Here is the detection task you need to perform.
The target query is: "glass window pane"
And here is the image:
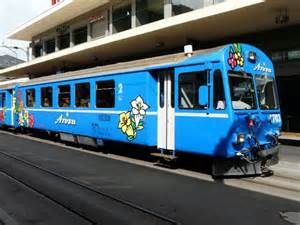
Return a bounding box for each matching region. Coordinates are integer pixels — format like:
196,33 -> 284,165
34,44 -> 43,58
179,71 -> 208,109
159,76 -> 164,108
96,80 -> 115,108
171,74 -> 175,108
136,0 -> 164,26
213,0 -> 225,3
58,33 -> 70,50
0,93 -> 5,108
73,26 -> 88,45
45,38 -> 56,54
213,70 -> 226,110
58,85 -> 71,107
75,83 -> 90,108
112,0 -> 131,33
90,11 -> 108,38
255,75 -> 279,110
229,72 -> 256,110
41,87 -> 53,107
172,0 -> 204,16
26,89 -> 36,107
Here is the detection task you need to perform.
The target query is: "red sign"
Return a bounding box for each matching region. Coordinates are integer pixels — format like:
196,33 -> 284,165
51,0 -> 61,5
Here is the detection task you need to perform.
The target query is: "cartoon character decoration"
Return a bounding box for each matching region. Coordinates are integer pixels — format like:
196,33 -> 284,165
228,43 -> 244,70
118,96 -> 149,141
16,90 -> 35,128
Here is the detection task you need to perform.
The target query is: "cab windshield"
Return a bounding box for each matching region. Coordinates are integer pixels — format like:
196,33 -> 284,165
255,75 -> 279,110
229,71 -> 257,110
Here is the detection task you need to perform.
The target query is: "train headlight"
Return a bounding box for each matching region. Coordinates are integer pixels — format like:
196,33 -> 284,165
248,52 -> 256,63
237,133 -> 245,145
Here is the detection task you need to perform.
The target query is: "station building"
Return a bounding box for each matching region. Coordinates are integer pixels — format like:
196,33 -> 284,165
0,0 -> 300,132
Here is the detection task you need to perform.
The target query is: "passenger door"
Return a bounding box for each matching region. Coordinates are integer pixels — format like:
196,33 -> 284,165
175,64 -> 213,154
157,70 -> 175,151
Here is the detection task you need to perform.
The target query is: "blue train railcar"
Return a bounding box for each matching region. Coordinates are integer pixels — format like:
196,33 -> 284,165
14,64 -> 159,146
0,85 -> 15,127
9,43 -> 281,176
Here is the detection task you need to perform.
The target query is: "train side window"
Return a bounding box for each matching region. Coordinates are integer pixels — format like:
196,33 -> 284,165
26,89 -> 36,107
75,83 -> 90,108
171,74 -> 175,108
213,70 -> 226,110
96,80 -> 115,108
178,71 -> 208,109
41,87 -> 53,107
58,85 -> 71,108
159,76 -> 164,108
0,93 -> 5,107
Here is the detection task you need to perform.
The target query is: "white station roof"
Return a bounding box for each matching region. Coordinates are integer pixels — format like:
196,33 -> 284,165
2,0 -> 300,78
7,0 -> 109,41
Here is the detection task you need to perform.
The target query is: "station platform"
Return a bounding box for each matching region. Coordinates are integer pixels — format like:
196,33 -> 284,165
0,132 -> 299,225
280,132 -> 300,143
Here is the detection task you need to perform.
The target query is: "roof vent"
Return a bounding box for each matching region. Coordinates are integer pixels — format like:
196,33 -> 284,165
184,45 -> 193,57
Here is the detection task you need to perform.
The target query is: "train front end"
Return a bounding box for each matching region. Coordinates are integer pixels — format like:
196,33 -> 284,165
214,44 -> 281,176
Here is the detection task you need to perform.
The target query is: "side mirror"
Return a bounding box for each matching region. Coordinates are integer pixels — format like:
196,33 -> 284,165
199,85 -> 209,107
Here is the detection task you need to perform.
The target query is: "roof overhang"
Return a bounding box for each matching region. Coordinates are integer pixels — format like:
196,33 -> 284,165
1,0 -> 300,78
7,0 -> 109,41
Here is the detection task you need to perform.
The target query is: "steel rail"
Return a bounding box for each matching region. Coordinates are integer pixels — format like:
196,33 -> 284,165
0,170 -> 95,225
0,149 -> 181,225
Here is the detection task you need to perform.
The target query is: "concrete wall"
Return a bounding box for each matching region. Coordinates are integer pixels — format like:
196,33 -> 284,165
31,0 -> 225,59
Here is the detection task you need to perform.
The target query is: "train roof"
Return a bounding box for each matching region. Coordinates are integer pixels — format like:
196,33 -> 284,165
0,82 -> 21,90
0,45 -> 224,90
17,45 -> 224,87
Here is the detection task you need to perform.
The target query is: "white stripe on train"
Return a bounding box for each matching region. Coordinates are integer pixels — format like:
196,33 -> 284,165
24,108 -> 228,118
0,108 -> 229,119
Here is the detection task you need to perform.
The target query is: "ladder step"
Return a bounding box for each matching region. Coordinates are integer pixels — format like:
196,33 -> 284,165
150,152 -> 177,160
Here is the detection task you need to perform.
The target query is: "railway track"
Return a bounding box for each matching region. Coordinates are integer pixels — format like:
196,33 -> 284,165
0,129 -> 299,203
0,149 -> 180,225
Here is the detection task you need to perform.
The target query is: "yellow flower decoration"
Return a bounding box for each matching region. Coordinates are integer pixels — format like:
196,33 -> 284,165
18,101 -> 24,113
118,112 -> 131,133
12,97 -> 17,113
24,110 -> 29,122
125,125 -> 136,138
118,96 -> 149,141
118,111 -> 137,141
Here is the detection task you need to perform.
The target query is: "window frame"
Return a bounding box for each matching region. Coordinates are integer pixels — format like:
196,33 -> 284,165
0,92 -> 6,108
58,84 -> 71,108
136,0 -> 164,26
178,70 -> 209,110
112,0 -> 132,34
58,33 -> 70,50
73,26 -> 88,45
228,71 -> 257,110
172,0 -> 204,16
95,80 -> 115,109
41,86 -> 53,108
26,88 -> 36,108
45,38 -> 56,54
75,82 -> 91,108
255,74 -> 279,110
34,43 -> 43,58
90,10 -> 109,39
213,70 -> 226,110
